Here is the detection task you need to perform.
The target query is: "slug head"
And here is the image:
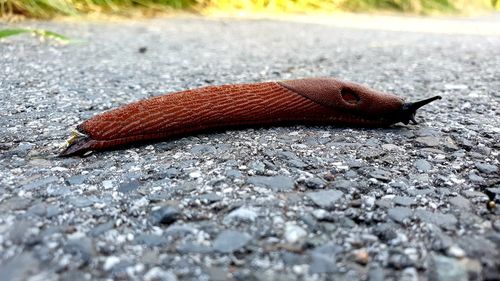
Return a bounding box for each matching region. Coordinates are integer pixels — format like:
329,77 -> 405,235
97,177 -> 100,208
279,78 -> 441,126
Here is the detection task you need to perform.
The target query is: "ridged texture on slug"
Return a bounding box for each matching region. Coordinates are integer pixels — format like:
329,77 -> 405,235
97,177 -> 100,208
60,78 -> 410,156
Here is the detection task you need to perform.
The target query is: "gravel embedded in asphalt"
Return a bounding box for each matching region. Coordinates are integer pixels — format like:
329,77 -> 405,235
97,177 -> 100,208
0,15 -> 499,281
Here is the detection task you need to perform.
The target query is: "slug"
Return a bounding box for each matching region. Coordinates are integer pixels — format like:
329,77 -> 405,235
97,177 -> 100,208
60,78 -> 441,156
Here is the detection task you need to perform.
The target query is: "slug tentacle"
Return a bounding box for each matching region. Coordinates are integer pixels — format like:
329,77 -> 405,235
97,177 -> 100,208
59,78 -> 442,157
399,96 -> 442,125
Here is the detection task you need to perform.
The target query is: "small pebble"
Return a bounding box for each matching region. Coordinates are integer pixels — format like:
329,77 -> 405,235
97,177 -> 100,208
284,222 -> 307,244
354,249 -> 370,265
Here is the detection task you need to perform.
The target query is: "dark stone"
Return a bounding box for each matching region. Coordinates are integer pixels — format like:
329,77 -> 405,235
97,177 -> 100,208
475,162 -> 498,174
393,196 -> 417,207
414,159 -> 432,172
408,189 -> 435,197
376,199 -> 393,209
331,271 -> 361,281
150,207 -> 180,225
45,205 -> 62,218
197,193 -> 222,204
369,169 -> 392,182
68,197 -> 95,208
344,170 -> 358,179
287,159 -> 308,168
89,221 -> 114,237
308,243 -> 341,274
493,219 -> 500,231
443,137 -> 459,151
416,127 -> 439,137
64,237 -> 94,268
66,175 -> 86,185
177,242 -> 213,254
118,180 -> 140,193
388,207 -> 413,224
415,136 -> 440,147
428,255 -> 467,281
332,179 -> 355,192
22,176 -> 58,190
311,242 -> 342,256
388,252 -> 414,269
164,225 -> 196,238
486,233 -> 500,247
163,168 -> 180,178
487,187 -> 500,196
309,253 -> 337,274
347,159 -> 365,168
306,190 -> 343,209
0,253 -> 39,281
358,147 -> 385,159
468,172 -> 484,182
213,230 -> 251,253
304,177 -> 327,189
390,180 -> 409,190
249,161 -> 266,174
8,221 -> 35,245
8,143 -> 35,157
431,230 -> 454,251
206,267 -> 228,281
135,234 -> 169,247
58,270 -> 91,281
462,190 -> 486,198
282,252 -> 308,266
46,185 -> 71,197
368,265 -> 385,281
190,144 -> 216,155
223,207 -> 258,224
278,151 -> 307,168
449,196 -> 470,210
247,271 -> 296,281
109,260 -> 134,277
0,197 -> 31,211
247,176 -> 294,191
372,223 -> 398,242
456,236 -> 497,259
415,210 -> 457,230
27,202 -> 46,216
226,169 -> 243,179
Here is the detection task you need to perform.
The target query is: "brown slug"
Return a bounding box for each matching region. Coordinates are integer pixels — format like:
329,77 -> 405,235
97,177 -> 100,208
60,78 -> 441,156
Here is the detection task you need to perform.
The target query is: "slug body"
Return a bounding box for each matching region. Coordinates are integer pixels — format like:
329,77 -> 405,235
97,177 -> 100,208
60,78 -> 441,156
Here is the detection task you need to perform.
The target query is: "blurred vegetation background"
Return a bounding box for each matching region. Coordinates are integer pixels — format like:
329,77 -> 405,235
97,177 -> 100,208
1,0 -> 499,19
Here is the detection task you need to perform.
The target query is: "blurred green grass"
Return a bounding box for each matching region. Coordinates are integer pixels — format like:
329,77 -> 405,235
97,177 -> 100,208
0,27 -> 80,43
1,0 -> 498,18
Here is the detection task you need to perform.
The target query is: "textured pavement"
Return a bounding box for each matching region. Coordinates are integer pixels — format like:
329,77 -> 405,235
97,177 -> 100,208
1,14 -> 500,281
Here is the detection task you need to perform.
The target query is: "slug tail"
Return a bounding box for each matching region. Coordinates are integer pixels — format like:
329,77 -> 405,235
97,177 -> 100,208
59,129 -> 96,157
400,95 -> 442,125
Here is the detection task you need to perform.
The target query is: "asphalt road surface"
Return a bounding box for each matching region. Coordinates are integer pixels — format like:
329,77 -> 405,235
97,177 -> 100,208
1,14 -> 499,281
